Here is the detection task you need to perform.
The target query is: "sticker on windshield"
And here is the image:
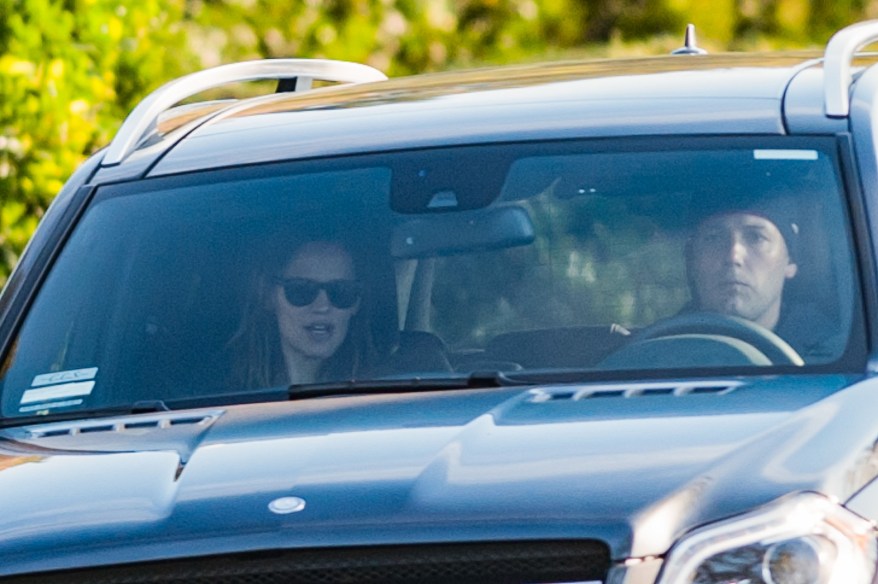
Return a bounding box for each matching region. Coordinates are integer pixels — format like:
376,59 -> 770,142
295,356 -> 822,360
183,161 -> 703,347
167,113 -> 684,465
21,381 -> 95,405
19,399 -> 84,413
31,367 -> 98,387
753,149 -> 819,160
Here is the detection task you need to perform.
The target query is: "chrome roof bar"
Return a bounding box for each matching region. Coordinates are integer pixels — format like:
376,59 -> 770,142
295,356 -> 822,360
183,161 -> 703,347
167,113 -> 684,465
824,20 -> 878,117
102,59 -> 388,167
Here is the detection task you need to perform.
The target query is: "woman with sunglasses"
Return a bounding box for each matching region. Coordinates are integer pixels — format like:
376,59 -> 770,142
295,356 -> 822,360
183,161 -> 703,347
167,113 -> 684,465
229,240 -> 373,389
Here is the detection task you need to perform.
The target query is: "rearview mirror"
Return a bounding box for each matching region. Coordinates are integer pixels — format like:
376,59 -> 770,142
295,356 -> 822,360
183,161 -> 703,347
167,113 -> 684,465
391,206 -> 535,258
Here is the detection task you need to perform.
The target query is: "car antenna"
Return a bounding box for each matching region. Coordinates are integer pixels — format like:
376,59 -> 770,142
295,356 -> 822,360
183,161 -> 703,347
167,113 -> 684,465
671,24 -> 708,55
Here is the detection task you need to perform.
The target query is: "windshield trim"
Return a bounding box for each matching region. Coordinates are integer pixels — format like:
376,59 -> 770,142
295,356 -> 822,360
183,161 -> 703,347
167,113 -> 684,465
0,135 -> 867,425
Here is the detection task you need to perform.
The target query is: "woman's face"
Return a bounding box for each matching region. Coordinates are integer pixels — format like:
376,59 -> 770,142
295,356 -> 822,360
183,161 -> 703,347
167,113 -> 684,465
272,242 -> 360,364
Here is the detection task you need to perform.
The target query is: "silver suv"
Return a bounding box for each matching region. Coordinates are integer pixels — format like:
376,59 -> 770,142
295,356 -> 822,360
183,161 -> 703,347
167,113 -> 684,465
2,20 -> 878,584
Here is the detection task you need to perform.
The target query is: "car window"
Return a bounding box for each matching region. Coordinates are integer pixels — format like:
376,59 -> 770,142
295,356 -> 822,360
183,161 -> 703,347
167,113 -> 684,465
428,146 -> 855,362
0,138 -> 861,418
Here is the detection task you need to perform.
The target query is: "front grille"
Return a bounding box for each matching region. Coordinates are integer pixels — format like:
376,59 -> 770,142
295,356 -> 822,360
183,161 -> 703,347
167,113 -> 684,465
2,540 -> 610,584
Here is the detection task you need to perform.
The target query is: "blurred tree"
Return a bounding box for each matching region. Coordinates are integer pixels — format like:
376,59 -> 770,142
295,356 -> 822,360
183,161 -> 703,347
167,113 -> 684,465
182,0 -> 684,73
1,0 -> 877,283
808,0 -> 873,39
716,0 -> 876,48
0,0 -> 192,278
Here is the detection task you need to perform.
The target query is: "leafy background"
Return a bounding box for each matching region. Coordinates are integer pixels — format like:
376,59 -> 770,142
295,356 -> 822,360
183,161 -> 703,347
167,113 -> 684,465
0,0 -> 874,281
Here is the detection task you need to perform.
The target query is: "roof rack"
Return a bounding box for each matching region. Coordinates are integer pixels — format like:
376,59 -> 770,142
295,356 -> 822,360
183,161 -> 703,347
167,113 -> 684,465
824,20 -> 878,117
102,59 -> 388,167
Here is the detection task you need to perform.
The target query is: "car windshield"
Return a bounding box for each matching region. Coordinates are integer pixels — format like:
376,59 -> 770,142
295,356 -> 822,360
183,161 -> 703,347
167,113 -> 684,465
0,137 -> 863,418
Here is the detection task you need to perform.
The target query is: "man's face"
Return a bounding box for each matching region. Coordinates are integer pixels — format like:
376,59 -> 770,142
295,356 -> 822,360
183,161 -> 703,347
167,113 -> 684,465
689,212 -> 797,329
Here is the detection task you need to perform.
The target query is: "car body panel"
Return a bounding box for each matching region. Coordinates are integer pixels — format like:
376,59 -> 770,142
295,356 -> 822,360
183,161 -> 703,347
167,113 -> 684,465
849,63 -> 878,299
783,67 -> 851,134
146,60 -> 809,177
1,375 -> 876,576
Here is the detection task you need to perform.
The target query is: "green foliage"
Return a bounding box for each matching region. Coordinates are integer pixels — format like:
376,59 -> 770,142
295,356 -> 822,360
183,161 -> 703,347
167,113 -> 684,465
0,0 -> 192,279
0,0 -> 874,283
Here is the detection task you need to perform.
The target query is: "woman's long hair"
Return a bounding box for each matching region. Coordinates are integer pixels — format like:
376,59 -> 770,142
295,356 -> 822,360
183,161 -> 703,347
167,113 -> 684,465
227,238 -> 374,389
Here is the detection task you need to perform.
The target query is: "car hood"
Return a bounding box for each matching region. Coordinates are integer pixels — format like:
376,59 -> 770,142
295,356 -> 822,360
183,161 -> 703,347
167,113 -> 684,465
1,374 -> 877,575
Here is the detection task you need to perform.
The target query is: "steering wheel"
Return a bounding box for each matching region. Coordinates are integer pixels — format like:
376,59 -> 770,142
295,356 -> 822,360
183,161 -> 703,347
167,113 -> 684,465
602,312 -> 804,367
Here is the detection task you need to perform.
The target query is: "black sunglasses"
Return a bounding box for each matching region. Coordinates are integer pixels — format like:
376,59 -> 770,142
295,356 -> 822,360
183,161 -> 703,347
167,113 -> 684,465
276,277 -> 362,309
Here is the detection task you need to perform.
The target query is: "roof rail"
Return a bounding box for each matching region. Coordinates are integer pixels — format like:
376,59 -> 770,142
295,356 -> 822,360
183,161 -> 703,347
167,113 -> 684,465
824,20 -> 878,117
102,59 -> 388,167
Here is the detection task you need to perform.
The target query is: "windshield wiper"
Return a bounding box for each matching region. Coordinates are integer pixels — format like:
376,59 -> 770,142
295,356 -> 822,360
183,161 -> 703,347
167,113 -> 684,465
0,373 -> 524,428
287,370 -> 526,400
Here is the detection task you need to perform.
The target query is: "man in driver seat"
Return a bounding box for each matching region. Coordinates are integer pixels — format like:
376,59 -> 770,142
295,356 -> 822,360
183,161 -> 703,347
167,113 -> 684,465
686,192 -> 834,360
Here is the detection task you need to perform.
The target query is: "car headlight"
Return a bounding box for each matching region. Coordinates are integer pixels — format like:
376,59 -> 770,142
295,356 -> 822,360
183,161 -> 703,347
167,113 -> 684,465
657,492 -> 876,584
